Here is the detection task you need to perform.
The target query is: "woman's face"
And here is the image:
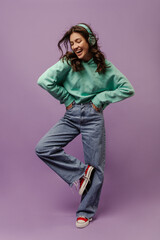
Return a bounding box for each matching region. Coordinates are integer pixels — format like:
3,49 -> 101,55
69,32 -> 92,62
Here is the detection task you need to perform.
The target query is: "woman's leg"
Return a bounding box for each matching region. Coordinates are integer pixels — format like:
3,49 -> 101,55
76,103 -> 106,219
35,106 -> 87,186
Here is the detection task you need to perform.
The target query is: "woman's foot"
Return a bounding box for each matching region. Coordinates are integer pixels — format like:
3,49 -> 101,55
79,165 -> 94,196
76,216 -> 92,228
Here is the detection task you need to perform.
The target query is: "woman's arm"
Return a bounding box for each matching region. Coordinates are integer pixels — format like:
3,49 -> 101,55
92,61 -> 135,109
37,59 -> 75,107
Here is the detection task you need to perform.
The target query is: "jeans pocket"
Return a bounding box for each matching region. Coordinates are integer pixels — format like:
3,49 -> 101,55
91,104 -> 103,114
66,101 -> 75,111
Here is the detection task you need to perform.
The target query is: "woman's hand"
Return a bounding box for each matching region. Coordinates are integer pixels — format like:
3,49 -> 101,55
66,102 -> 101,112
66,102 -> 73,110
92,103 -> 101,112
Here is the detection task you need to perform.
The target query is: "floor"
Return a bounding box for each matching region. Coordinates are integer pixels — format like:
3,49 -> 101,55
1,180 -> 160,240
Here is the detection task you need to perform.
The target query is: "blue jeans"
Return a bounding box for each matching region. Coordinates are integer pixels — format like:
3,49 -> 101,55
35,101 -> 106,219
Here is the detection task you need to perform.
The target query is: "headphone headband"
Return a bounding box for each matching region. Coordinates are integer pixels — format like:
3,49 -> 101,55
77,24 -> 96,46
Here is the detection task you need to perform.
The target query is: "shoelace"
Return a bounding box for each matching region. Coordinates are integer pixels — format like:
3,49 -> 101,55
70,180 -> 80,202
71,173 -> 92,194
73,180 -> 79,190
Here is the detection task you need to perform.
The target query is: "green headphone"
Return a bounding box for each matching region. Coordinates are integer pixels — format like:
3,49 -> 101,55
77,23 -> 96,46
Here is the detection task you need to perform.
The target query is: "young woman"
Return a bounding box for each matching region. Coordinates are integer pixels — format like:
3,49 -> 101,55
35,23 -> 135,228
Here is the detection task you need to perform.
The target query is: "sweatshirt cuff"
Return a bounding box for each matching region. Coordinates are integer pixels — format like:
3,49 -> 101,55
64,96 -> 76,107
91,97 -> 102,109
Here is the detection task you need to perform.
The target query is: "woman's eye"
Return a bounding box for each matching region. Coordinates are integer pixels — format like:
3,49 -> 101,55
70,40 -> 81,46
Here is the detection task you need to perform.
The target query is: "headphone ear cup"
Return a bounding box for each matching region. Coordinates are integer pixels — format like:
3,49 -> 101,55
88,35 -> 96,46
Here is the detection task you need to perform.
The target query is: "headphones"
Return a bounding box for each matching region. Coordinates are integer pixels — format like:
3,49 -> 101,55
77,23 -> 96,46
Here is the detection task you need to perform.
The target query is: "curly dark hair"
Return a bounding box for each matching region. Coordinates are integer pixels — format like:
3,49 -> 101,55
57,23 -> 111,74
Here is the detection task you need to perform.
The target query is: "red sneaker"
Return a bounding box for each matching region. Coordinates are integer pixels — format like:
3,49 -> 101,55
76,216 -> 92,228
79,165 -> 94,196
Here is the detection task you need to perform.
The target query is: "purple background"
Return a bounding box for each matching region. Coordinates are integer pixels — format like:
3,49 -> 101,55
1,0 -> 160,239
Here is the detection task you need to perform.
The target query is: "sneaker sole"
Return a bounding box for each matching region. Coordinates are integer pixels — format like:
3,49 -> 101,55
79,166 -> 94,196
76,218 -> 92,228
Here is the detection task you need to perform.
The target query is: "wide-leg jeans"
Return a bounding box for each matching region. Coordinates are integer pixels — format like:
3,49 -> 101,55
35,101 -> 106,219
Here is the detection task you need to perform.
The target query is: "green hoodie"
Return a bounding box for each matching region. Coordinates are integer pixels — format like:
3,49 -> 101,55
37,57 -> 135,110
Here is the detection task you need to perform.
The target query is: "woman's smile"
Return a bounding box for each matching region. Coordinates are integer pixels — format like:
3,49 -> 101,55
76,49 -> 83,56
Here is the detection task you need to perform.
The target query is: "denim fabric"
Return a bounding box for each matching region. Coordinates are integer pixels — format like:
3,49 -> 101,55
35,101 -> 106,219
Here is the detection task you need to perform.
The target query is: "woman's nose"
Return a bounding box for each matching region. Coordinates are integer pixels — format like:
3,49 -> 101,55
73,43 -> 79,50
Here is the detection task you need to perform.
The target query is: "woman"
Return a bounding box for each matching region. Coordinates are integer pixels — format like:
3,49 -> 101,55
35,23 -> 135,228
